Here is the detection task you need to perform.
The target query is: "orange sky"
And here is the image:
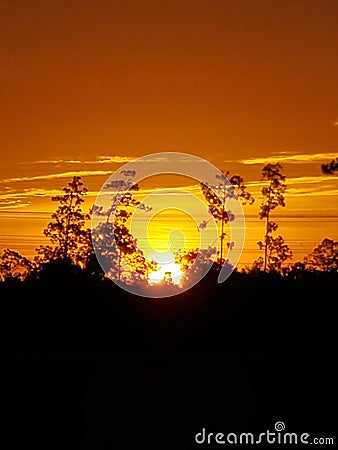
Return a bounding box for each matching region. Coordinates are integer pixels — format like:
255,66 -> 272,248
0,0 -> 337,267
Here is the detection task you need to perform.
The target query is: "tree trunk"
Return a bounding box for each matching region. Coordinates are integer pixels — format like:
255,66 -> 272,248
64,192 -> 74,260
263,187 -> 271,271
220,212 -> 225,263
220,181 -> 226,263
118,248 -> 121,280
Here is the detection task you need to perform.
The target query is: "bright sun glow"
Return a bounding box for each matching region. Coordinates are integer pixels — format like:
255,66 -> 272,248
148,251 -> 184,285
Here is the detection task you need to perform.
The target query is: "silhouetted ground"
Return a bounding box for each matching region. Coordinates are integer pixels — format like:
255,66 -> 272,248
1,263 -> 336,448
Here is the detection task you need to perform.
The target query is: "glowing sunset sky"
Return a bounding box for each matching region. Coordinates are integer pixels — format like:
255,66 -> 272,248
0,0 -> 337,267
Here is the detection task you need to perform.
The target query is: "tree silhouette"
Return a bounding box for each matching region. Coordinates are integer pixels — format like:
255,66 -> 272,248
321,157 -> 338,175
200,172 -> 254,262
0,248 -> 34,281
175,246 -> 218,287
36,176 -> 91,266
91,171 -> 155,282
92,220 -> 155,282
258,163 -> 291,271
305,238 -> 338,272
256,235 -> 292,272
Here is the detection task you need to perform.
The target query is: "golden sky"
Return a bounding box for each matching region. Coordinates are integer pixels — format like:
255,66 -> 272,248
0,0 -> 337,267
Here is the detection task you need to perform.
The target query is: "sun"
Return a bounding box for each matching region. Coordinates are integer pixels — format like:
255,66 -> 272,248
148,251 -> 184,285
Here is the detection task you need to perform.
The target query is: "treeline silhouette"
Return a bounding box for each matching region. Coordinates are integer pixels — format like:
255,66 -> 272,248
1,163 -> 337,285
1,260 -> 336,355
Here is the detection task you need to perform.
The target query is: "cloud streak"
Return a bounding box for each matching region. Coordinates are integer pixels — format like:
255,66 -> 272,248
0,199 -> 31,210
22,155 -> 136,165
21,154 -> 205,167
246,175 -> 338,188
96,156 -> 136,164
0,170 -> 112,184
0,188 -> 102,201
238,152 -> 338,165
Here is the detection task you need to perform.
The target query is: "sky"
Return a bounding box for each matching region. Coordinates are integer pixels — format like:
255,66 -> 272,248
0,0 -> 337,267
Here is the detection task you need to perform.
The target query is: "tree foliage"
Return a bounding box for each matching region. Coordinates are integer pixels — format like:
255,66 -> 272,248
175,246 -> 218,287
321,157 -> 338,175
91,171 -> 155,282
0,248 -> 34,281
256,235 -> 293,272
259,163 -> 286,220
305,238 -> 338,272
36,177 -> 91,267
200,171 -> 254,262
257,163 -> 291,271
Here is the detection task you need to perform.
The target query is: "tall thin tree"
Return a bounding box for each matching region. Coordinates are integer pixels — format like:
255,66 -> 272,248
258,163 -> 286,271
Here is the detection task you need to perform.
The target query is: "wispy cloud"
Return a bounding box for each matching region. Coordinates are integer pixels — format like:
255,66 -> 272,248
285,188 -> 338,197
33,159 -> 83,164
246,175 -> 338,199
238,152 -> 338,165
287,175 -> 338,184
23,155 -> 136,165
22,154 -> 204,166
0,188 -> 101,200
95,156 -> 136,164
0,170 -> 112,184
247,175 -> 338,188
0,199 -> 31,210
